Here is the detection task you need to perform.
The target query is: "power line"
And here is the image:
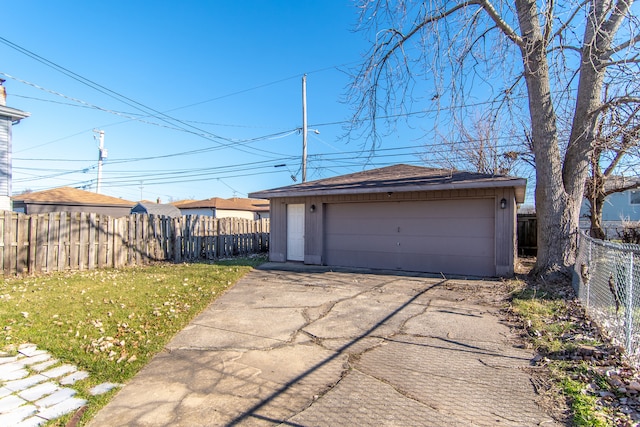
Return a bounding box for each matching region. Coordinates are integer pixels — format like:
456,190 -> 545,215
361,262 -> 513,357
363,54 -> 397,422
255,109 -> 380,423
12,135 -> 530,189
0,72 -> 284,159
0,37 -> 363,160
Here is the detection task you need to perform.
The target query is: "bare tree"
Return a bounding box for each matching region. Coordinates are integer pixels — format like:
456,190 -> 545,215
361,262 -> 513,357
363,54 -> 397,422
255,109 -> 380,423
346,0 -> 640,277
584,98 -> 640,239
427,112 -> 524,175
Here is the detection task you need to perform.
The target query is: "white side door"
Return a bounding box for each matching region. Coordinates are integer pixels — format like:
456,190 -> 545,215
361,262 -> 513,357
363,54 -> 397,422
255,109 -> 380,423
286,204 -> 305,261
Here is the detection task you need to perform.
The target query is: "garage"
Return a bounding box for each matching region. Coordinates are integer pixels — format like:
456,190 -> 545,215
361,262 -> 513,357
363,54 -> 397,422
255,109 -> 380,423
249,164 -> 526,277
324,199 -> 495,276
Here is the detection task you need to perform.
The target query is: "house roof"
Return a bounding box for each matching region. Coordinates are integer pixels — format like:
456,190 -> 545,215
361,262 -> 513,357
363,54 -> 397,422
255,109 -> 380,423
13,187 -> 135,207
177,197 -> 269,212
249,164 -> 527,203
131,202 -> 182,217
170,199 -> 198,207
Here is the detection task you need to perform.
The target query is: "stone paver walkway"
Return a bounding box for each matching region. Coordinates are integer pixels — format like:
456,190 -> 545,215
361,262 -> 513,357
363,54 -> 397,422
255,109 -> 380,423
0,343 -> 120,426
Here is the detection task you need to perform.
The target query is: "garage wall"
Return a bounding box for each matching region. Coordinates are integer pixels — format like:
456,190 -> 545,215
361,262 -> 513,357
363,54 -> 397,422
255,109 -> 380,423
267,187 -> 517,276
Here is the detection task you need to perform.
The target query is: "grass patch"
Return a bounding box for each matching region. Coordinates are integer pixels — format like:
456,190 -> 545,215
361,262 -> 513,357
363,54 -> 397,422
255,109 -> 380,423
0,256 -> 266,425
508,278 -> 615,426
559,375 -> 608,427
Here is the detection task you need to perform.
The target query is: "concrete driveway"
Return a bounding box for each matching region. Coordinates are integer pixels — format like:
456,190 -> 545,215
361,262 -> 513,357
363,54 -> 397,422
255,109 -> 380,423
88,263 -> 560,426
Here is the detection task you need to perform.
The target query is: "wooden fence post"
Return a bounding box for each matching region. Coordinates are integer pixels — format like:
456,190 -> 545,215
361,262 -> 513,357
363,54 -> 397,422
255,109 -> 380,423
0,213 -> 270,275
174,217 -> 182,262
16,214 -> 27,274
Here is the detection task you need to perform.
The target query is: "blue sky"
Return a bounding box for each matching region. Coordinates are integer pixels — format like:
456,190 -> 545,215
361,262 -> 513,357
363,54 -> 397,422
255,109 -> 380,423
2,1 -> 433,203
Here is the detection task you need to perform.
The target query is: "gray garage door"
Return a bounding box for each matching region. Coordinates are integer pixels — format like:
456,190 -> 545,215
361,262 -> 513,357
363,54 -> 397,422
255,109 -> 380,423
324,199 -> 495,276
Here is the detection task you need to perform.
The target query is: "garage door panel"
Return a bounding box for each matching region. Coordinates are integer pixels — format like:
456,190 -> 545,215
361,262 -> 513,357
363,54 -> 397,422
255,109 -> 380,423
326,218 -> 401,235
400,253 -> 495,276
328,217 -> 494,239
328,200 -> 494,218
399,235 -> 494,256
324,199 -> 495,276
327,249 -> 398,269
398,218 -> 494,239
325,234 -> 399,251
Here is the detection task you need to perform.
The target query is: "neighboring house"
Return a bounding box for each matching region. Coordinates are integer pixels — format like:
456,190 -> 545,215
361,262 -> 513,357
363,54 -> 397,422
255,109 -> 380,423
13,187 -> 135,217
0,80 -> 29,211
175,197 -> 269,220
249,164 -> 526,277
131,201 -> 181,217
579,176 -> 640,238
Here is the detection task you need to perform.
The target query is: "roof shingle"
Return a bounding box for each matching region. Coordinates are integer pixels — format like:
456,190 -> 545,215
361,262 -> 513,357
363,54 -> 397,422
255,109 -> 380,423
13,187 -> 135,207
177,197 -> 269,212
249,164 -> 527,202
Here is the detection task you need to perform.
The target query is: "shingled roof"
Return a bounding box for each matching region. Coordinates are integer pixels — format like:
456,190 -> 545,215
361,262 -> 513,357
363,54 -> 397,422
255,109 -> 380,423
249,164 -> 527,203
177,197 -> 269,212
13,187 -> 135,207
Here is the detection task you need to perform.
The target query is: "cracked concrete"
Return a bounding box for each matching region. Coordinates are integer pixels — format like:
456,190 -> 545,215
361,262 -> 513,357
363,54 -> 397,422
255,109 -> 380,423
87,263 -> 561,426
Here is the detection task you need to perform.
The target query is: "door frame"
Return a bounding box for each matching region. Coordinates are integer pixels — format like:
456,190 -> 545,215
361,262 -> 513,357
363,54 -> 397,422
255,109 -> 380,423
286,203 -> 305,261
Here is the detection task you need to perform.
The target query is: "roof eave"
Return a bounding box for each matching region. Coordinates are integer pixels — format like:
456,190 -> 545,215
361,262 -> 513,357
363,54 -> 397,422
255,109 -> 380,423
250,178 -> 527,204
0,105 -> 30,122
14,200 -> 134,208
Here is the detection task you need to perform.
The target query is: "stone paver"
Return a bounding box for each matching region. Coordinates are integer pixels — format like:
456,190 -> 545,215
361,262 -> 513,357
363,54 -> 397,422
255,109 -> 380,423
15,415 -> 47,427
4,374 -> 47,392
0,356 -> 19,365
30,359 -> 57,372
89,382 -> 121,396
18,382 -> 58,401
37,397 -> 87,420
41,364 -> 77,379
36,387 -> 76,408
0,403 -> 37,425
60,371 -> 89,385
0,386 -> 12,399
0,345 -> 122,425
21,353 -> 51,366
0,393 -> 27,413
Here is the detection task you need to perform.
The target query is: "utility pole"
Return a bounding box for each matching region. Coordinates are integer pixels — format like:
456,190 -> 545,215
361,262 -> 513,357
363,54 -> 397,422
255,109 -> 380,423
94,130 -> 106,193
302,74 -> 308,183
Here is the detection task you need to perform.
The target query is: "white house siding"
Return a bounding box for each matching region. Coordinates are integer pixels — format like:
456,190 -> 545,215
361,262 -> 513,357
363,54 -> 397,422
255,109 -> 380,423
179,208 -> 215,217
216,209 -> 257,220
0,116 -> 11,209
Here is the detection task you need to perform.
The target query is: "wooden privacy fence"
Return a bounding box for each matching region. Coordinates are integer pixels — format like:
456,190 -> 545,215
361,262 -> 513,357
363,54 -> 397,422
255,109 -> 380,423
0,211 -> 270,276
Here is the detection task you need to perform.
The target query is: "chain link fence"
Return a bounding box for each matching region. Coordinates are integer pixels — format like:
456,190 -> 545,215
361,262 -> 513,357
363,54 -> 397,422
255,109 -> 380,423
573,232 -> 640,366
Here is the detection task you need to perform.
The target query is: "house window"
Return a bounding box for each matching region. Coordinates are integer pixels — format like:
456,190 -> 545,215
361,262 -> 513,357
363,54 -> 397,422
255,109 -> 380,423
630,190 -> 640,205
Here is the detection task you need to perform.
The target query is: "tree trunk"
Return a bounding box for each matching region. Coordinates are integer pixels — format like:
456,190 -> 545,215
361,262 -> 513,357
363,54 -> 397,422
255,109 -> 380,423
589,193 -> 607,239
515,0 -> 574,277
586,154 -> 607,240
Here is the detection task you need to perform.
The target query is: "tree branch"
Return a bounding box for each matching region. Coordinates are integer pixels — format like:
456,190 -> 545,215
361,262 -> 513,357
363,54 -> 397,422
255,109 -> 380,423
604,179 -> 640,197
477,0 -> 523,46
608,33 -> 640,56
543,0 -> 555,46
602,0 -> 634,37
552,0 -> 592,42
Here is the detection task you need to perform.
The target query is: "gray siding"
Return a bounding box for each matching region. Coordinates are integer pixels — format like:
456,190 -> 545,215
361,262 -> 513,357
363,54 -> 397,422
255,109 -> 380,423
0,117 -> 11,198
268,187 -> 518,277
